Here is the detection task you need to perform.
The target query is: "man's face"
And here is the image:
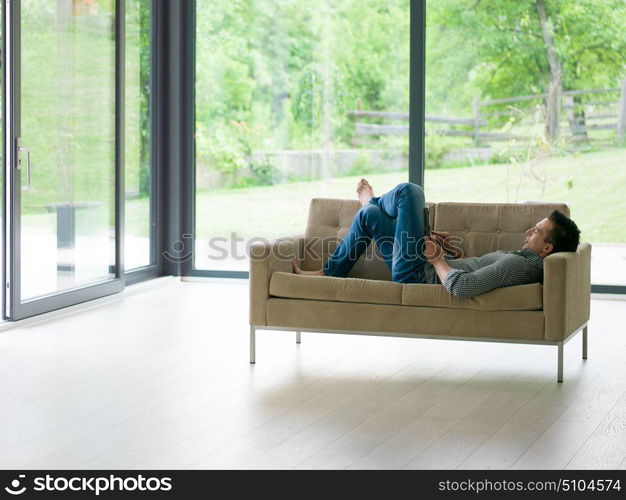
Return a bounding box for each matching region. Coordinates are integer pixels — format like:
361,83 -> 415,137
523,217 -> 555,257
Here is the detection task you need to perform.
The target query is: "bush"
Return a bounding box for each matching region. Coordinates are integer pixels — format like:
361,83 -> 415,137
424,135 -> 457,169
345,151 -> 376,176
249,157 -> 281,186
196,123 -> 247,183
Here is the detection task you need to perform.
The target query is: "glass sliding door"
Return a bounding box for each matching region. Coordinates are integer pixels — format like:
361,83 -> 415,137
3,0 -> 123,320
125,0 -> 153,271
194,0 -> 410,272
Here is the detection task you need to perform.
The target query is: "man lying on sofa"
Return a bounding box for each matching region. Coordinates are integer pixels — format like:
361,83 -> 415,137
292,179 -> 581,299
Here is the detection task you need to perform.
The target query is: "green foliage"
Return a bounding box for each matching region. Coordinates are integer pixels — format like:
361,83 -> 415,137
345,152 -> 376,176
196,122 -> 248,183
138,0 -> 151,196
194,0 -> 625,184
249,157 -> 281,186
290,65 -> 347,141
424,136 -> 458,169
125,0 -> 151,199
16,0 -> 626,212
18,0 -> 117,213
195,0 -> 410,178
427,0 -> 626,114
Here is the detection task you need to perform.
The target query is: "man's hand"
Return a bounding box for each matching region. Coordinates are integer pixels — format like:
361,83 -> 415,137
430,231 -> 448,253
425,235 -> 454,285
432,230 -> 449,237
431,230 -> 463,259
424,236 -> 445,264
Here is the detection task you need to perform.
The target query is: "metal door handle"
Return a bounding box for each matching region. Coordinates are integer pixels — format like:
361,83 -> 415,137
16,138 -> 31,191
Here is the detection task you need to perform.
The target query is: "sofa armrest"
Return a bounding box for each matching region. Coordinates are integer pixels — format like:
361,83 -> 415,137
249,235 -> 304,326
543,242 -> 591,341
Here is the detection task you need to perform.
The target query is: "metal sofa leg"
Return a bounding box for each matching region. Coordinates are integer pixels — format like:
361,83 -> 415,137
296,331 -> 301,344
557,342 -> 563,383
250,325 -> 256,364
582,325 -> 588,360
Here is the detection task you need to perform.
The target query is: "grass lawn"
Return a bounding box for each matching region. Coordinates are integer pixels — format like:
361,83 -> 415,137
181,148 -> 626,244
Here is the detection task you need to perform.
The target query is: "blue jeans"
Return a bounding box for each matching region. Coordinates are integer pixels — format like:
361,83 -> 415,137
323,182 -> 428,283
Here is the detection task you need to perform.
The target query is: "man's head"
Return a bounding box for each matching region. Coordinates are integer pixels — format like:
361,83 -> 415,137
523,210 -> 581,258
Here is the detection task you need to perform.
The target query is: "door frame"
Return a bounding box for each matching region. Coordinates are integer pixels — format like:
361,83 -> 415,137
2,0 -> 125,321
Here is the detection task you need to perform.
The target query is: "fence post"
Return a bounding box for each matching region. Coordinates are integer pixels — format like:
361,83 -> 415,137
565,95 -> 587,140
618,78 -> 626,142
473,96 -> 481,146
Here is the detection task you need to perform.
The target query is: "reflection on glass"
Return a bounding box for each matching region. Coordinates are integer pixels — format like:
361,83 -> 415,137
424,1 -> 626,286
20,0 -> 116,300
125,0 -> 151,270
194,0 -> 410,270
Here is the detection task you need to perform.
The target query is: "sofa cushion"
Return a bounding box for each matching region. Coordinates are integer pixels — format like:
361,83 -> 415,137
269,272 -> 403,305
270,272 -> 543,311
402,282 -> 543,311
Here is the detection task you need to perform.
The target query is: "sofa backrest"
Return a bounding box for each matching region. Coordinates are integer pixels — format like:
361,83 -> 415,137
434,201 -> 570,261
302,197 -> 570,281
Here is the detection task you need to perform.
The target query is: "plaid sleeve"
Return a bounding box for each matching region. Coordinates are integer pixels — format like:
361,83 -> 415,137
443,258 -> 527,298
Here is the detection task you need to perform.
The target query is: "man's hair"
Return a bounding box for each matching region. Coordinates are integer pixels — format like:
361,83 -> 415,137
545,210 -> 581,254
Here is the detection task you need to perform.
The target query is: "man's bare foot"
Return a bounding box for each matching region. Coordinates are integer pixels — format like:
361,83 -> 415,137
356,178 -> 375,206
292,259 -> 325,276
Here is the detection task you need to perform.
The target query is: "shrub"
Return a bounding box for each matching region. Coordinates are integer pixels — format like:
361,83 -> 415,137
345,151 -> 376,176
196,123 -> 247,182
249,157 -> 281,186
424,134 -> 457,169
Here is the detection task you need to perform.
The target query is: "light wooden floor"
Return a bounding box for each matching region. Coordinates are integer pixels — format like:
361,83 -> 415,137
0,278 -> 625,470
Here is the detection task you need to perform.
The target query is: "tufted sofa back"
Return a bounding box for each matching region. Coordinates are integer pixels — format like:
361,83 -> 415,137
301,198 -> 570,281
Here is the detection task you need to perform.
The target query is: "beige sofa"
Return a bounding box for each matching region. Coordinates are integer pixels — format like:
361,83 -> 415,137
250,198 -> 591,382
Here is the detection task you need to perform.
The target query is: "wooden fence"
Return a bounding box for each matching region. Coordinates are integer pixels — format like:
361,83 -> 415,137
348,79 -> 626,146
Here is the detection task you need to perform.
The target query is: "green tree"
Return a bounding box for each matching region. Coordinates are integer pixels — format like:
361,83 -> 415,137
195,0 -> 410,183
427,0 -> 626,141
